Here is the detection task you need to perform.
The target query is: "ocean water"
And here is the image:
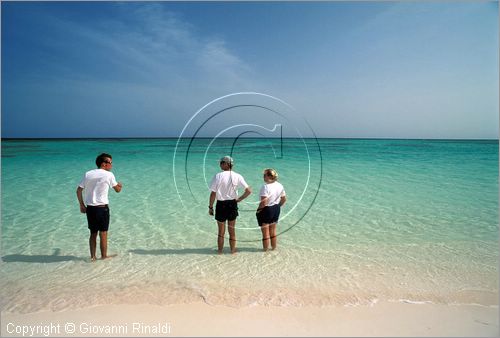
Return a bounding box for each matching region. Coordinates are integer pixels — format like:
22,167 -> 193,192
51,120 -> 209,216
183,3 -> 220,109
1,138 -> 498,313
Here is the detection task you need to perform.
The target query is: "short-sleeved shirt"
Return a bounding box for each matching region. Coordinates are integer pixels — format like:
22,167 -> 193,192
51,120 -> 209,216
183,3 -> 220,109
259,181 -> 286,207
78,169 -> 118,206
209,171 -> 249,201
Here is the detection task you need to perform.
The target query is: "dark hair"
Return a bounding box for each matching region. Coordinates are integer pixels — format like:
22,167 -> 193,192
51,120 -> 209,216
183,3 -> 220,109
220,161 -> 233,169
96,153 -> 112,168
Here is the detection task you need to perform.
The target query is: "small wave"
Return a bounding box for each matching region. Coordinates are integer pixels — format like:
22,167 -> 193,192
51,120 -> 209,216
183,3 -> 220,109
397,299 -> 434,305
5,279 -> 496,315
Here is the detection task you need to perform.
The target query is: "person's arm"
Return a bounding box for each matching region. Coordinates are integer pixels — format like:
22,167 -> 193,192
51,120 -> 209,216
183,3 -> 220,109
76,187 -> 86,213
236,186 -> 252,203
256,195 -> 267,213
113,182 -> 123,193
279,195 -> 287,207
236,175 -> 251,203
208,191 -> 216,215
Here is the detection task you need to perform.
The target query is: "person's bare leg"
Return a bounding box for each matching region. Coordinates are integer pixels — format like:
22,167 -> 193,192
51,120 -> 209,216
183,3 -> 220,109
269,223 -> 277,250
217,221 -> 226,254
261,224 -> 270,251
228,220 -> 237,254
99,231 -> 108,259
89,231 -> 98,261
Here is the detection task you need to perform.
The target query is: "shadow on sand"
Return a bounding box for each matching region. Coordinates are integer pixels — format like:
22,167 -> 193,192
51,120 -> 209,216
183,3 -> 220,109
2,248 -> 86,263
129,247 -> 262,256
2,254 -> 86,263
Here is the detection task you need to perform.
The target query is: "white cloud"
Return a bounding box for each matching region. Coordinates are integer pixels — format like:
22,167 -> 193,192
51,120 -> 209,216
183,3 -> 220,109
26,2 -> 255,94
196,39 -> 252,86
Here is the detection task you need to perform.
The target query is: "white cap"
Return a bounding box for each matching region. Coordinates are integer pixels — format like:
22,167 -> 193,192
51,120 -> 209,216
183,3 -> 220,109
220,156 -> 234,165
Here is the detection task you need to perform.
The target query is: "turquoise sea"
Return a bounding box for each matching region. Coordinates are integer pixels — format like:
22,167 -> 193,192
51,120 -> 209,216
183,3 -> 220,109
1,138 -> 498,313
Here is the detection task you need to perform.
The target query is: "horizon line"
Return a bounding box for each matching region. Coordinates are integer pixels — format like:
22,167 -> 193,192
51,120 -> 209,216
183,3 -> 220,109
1,137 -> 499,142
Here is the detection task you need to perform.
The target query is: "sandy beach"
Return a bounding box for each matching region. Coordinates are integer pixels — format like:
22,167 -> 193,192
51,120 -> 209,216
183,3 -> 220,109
2,301 -> 498,337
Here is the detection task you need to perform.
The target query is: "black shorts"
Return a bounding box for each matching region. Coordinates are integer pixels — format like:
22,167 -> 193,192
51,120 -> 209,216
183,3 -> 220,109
86,205 -> 110,232
256,204 -> 281,226
215,200 -> 238,222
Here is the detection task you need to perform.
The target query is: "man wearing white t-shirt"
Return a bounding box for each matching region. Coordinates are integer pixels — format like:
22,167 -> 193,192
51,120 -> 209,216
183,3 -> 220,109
209,156 -> 252,254
76,153 -> 122,261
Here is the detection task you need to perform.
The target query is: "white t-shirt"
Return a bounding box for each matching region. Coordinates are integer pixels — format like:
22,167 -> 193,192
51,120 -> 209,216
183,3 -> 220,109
78,169 -> 118,206
209,170 -> 249,201
259,181 -> 286,207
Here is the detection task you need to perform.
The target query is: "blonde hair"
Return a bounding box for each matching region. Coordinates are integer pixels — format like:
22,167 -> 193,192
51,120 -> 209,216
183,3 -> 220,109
263,168 -> 278,181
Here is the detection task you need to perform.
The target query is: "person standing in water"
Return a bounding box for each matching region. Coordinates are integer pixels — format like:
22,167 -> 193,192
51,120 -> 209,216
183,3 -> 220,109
256,168 -> 286,251
77,153 -> 122,261
209,156 -> 252,254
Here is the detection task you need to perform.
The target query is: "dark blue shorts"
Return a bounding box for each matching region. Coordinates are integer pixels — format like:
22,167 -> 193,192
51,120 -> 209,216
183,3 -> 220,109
215,200 -> 238,222
256,204 -> 281,226
86,205 -> 110,232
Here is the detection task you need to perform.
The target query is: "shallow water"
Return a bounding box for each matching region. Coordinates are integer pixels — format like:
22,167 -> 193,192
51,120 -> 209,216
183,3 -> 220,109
1,138 -> 498,313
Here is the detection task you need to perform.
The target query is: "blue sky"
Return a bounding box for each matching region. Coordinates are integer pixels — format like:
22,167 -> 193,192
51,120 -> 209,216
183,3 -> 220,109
1,1 -> 498,138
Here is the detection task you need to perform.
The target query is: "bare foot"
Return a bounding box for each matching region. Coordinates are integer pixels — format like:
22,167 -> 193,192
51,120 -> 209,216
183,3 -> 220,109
231,249 -> 237,254
217,250 -> 223,255
101,254 -> 117,260
90,257 -> 97,262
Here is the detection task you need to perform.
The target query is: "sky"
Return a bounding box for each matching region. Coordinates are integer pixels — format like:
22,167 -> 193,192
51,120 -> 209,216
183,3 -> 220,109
1,1 -> 498,139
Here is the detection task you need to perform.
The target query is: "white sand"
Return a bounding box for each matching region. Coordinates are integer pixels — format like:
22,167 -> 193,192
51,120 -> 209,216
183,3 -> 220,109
1,301 -> 498,337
